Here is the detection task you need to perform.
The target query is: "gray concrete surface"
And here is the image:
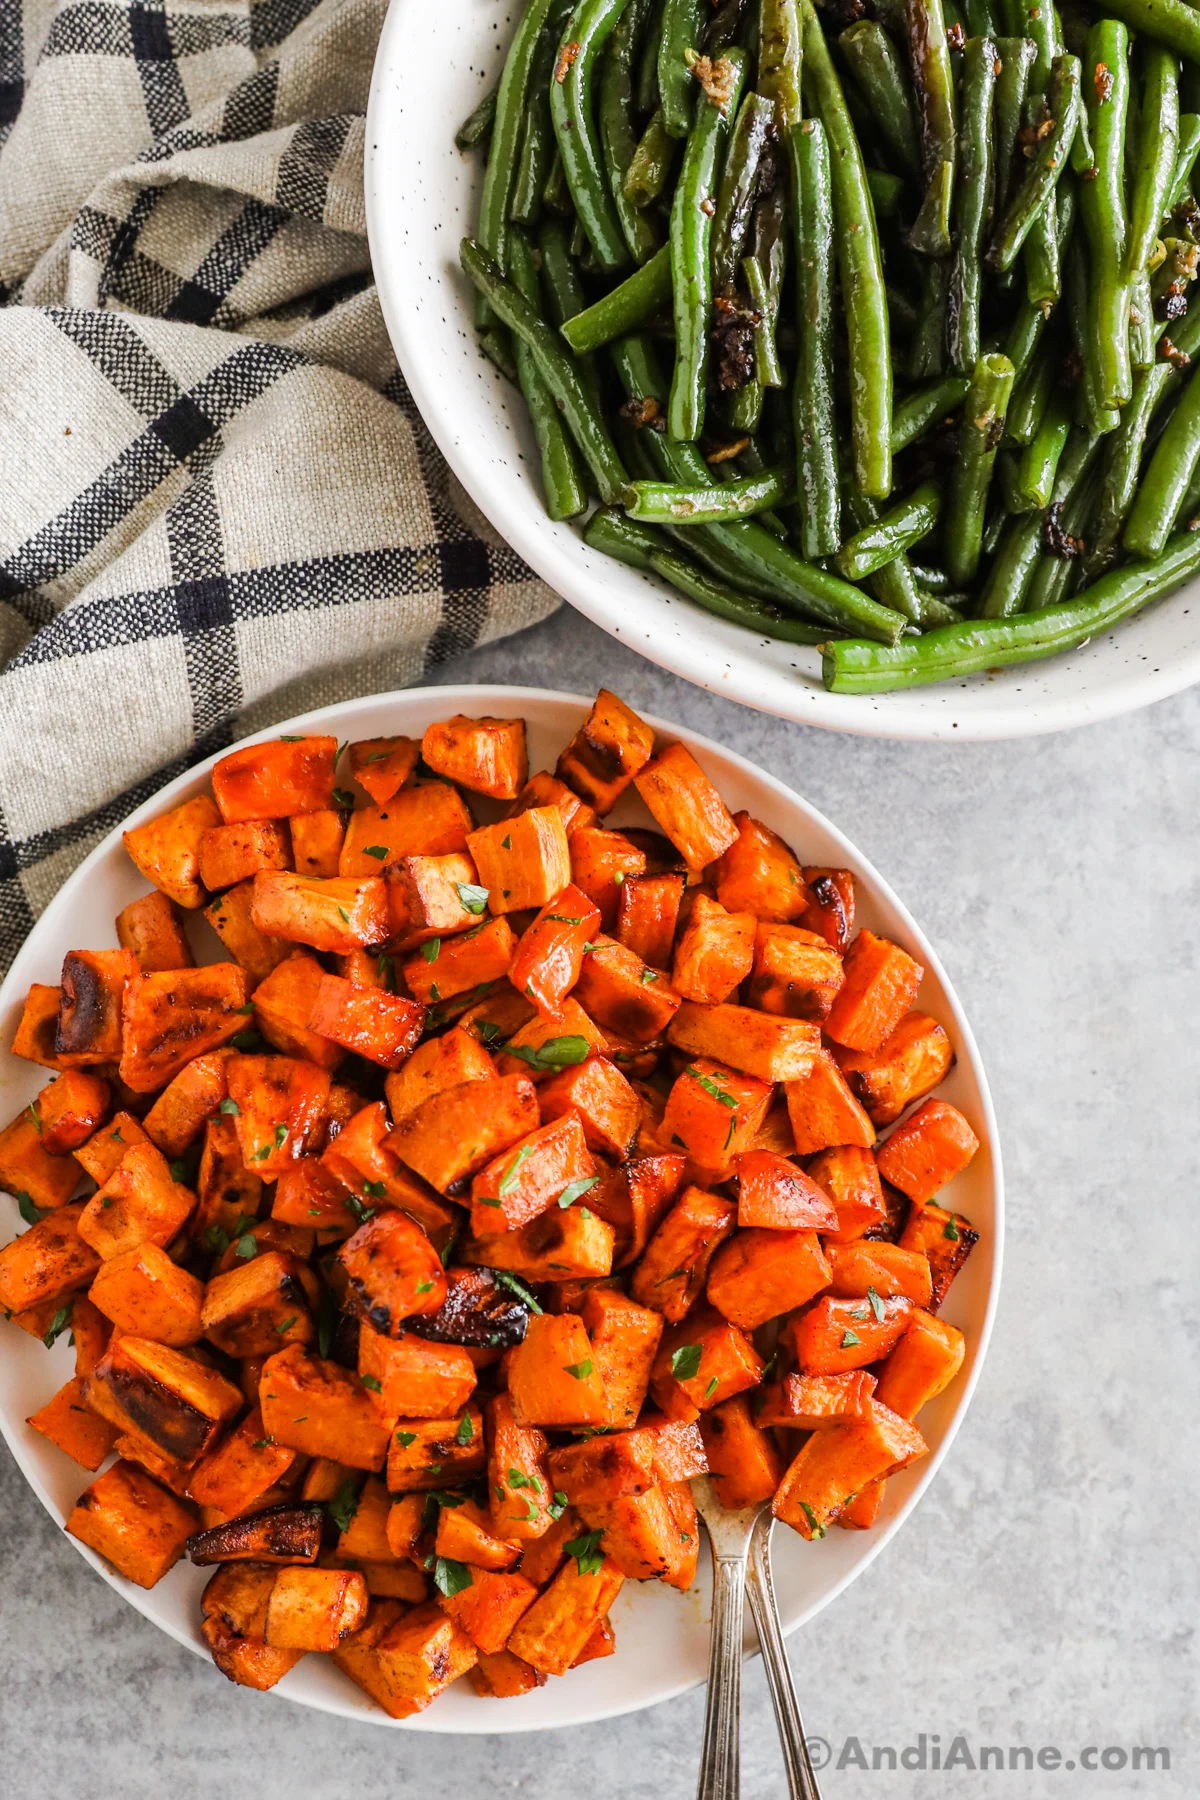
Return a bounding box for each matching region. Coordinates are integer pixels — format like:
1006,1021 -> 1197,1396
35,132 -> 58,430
1,607 -> 1195,1799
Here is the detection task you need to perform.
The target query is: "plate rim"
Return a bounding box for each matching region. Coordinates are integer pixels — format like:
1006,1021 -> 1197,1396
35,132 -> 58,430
0,683 -> 1004,1733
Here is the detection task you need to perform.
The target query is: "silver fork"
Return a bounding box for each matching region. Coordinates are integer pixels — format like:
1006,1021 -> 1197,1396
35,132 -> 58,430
691,1477 -> 825,1800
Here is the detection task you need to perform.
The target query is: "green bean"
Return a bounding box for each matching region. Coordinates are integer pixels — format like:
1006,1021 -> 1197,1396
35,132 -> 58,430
908,560 -> 956,593
836,480 -> 942,578
993,37 -> 1036,206
712,92 -> 775,293
943,352 -> 1015,584
537,218 -> 589,322
637,0 -> 665,111
801,0 -> 893,497
891,376 -> 970,450
457,82 -> 499,152
1013,384 -> 1071,507
759,0 -> 803,129
910,255 -> 950,378
551,0 -> 637,271
788,119 -> 841,559
1014,0 -> 1059,91
542,148 -> 573,214
1173,457 -> 1200,528
1124,361 -> 1200,556
1128,47 -> 1179,281
948,36 -> 998,375
905,0 -> 958,256
977,510 -> 1043,615
1003,293 -> 1046,379
1024,454 -> 1101,611
625,108 -> 681,207
561,243 -> 673,352
461,238 -> 630,502
964,0 -> 996,33
1163,111 -> 1200,220
668,48 -> 746,440
822,527 -> 1200,690
1063,236 -> 1119,436
624,466 -> 791,518
1022,190 -> 1061,309
1076,22 -> 1131,411
909,158 -> 954,257
867,169 -> 907,217
705,0 -> 746,54
648,547 -> 840,638
731,183 -> 788,433
511,0 -> 575,225
477,0 -> 558,323
585,505 -> 662,565
840,21 -> 921,178
600,0 -> 664,264
1097,0 -> 1200,71
659,0 -> 704,136
987,53 -> 1081,271
743,254 -> 782,388
1129,271 -> 1156,370
479,325 -> 519,381
506,231 -> 589,518
1006,339 -> 1054,444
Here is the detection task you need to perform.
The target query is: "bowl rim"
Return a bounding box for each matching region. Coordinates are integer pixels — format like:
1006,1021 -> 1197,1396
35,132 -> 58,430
0,683 -> 1004,1732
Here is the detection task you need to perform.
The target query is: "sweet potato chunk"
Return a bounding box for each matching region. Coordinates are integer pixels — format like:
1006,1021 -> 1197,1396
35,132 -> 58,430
27,1376 -> 119,1470
507,1313 -> 608,1428
773,1402 -> 926,1539
467,807 -> 572,915
358,1323 -> 476,1418
508,883 -> 600,1016
334,1599 -> 477,1716
897,1202 -> 979,1309
212,735 -> 337,823
225,1052 -> 330,1176
199,820 -> 291,892
74,1111 -> 150,1185
616,870 -> 685,969
56,949 -> 137,1066
251,872 -> 389,954
439,1566 -> 539,1655
78,1142 -> 194,1260
660,1059 -> 772,1170
825,930 -> 924,1053
469,1113 -> 595,1237
568,827 -> 648,930
574,1486 -> 693,1586
90,1243 -> 204,1346
435,1497 -> 520,1572
259,1345 -> 393,1469
117,891 -> 195,973
119,963 -> 248,1092
875,1098 -> 980,1205
789,1293 -> 913,1375
836,1478 -> 886,1530
556,689 -> 655,814
66,1459 -> 198,1586
0,1109 -> 82,1210
12,984 -> 66,1070
706,1227 -> 832,1331
123,794 -> 222,909
342,787 -> 473,881
672,894 -> 755,1004
383,852 -> 486,951
385,1030 -> 497,1125
385,1404 -> 485,1491
319,1101 -> 453,1237
142,1050 -> 232,1156
827,1241 -> 933,1307
0,1202 -> 100,1313
470,1649 -> 547,1697
733,1149 -> 837,1231
204,880 -> 291,987
188,1407 -> 299,1513
749,922 -> 844,1022
784,1049 -> 876,1155
389,1074 -> 538,1194
346,736 -> 420,805
401,916 -> 515,1007
630,1185 -> 736,1322
289,808 -> 347,878
71,1294 -> 113,1376
251,951 -> 343,1067
537,1057 -> 642,1163
633,743 -> 738,869
463,1200 -> 615,1281
634,1413 -> 708,1482
495,997 -> 608,1083
713,812 -> 809,921
507,1554 -> 625,1676
668,1001 -> 818,1083
406,1267 -> 531,1352
572,936 -> 681,1044
36,1070 -> 113,1157
203,1622 -> 304,1691
701,1393 -> 785,1509
306,973 -> 424,1069
337,1210 -> 446,1337
835,1012 -> 953,1126
755,1369 -> 877,1429
874,1308 -> 965,1418
422,715 -> 528,801
508,770 -> 597,837
650,1307 -> 763,1413
807,1144 -> 887,1243
86,1333 -> 243,1463
801,866 -> 855,952
265,1565 -> 369,1650
548,1429 -> 657,1502
586,1153 -> 685,1266
195,1114 -> 264,1238
487,1394 -> 556,1541
201,1249 -> 315,1356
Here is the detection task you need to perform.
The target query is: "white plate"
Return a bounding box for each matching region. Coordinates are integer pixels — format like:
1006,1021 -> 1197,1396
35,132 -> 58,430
0,685 -> 1002,1731
364,0 -> 1200,740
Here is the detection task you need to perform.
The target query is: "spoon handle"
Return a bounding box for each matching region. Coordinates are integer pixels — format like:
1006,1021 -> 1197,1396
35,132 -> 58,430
746,1512 -> 824,1800
696,1549 -> 747,1800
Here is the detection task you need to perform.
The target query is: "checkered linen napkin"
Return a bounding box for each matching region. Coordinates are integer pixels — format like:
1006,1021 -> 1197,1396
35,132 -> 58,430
0,0 -> 559,974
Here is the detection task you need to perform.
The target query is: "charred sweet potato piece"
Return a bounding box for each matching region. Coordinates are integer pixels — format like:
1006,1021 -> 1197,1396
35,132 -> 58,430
487,1393 -> 556,1541
555,689 -> 655,814
401,916 -> 515,1007
507,770 -> 597,837
86,1333 -> 243,1463
469,1113 -> 595,1237
405,1267 -> 531,1351
574,1486 -> 692,1585
825,931 -> 923,1053
568,827 -> 647,930
755,1369 -> 877,1429
773,1401 -> 926,1539
700,1392 -> 785,1508
289,808 -> 347,878
56,948 -> 137,1067
203,1621 -> 304,1691
251,951 -> 343,1068
835,1012 -> 953,1126
422,714 -> 528,801
462,1203 -> 615,1281
507,1553 -> 626,1676
264,1565 -> 369,1649
78,1142 -> 194,1260
66,1459 -> 198,1585
749,922 -> 844,1022
384,1030 -> 496,1126
897,1202 -> 979,1309
650,1306 -> 764,1414
467,807 -> 572,915
389,1074 -> 538,1193
668,1001 -> 818,1083
251,872 -> 389,955
802,866 -> 856,952
439,1566 -> 539,1655
195,1114 -> 264,1239
470,1649 -> 547,1697
112,1432 -> 193,1497
348,736 -> 421,805
875,1098 -> 980,1205
341,784 -> 474,878
788,1293 -> 913,1375
201,1249 -> 316,1356
89,1243 -> 204,1346
827,1241 -> 933,1307
212,736 -> 337,823
616,870 -> 685,969
11,984 -> 65,1069
306,973 -> 424,1070
572,936 -> 681,1044
672,894 -> 755,1004
874,1308 -> 965,1418
27,1376 -> 119,1471
733,1149 -> 838,1231
0,1202 -> 100,1313
0,1108 -> 82,1210
630,1184 -> 736,1321
383,852 -> 486,951
117,891 -> 195,973
633,743 -> 738,870
118,963 -> 248,1093
335,1598 -> 477,1716
508,884 -> 600,1016
436,1497 -> 520,1572
123,794 -> 222,909
713,812 -> 809,921
547,1429 -> 658,1502
495,997 -> 608,1083
188,1406 -> 299,1513
188,1501 -> 323,1566
806,1144 -> 887,1243
660,1058 -> 772,1170
537,1057 -> 642,1162
199,820 -> 291,892
707,1228 -> 832,1331
204,880 -> 291,987
784,1049 -> 876,1155
358,1323 -> 476,1418
586,1153 -> 685,1266
259,1345 -> 393,1469
225,1052 -> 330,1176
142,1049 -> 232,1156
338,1210 -> 446,1337
385,1404 -> 485,1491
507,1313 -> 608,1428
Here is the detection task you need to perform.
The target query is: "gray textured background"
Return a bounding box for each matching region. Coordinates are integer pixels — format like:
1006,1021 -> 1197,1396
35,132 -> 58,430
1,609 -> 1195,1799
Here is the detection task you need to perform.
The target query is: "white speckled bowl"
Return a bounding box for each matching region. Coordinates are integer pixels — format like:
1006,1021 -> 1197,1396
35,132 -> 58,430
0,688 -> 1001,1730
364,0 -> 1200,739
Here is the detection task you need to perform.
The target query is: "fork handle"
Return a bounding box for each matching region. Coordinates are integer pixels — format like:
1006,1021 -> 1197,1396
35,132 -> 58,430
696,1550 -> 747,1800
747,1514 -> 824,1800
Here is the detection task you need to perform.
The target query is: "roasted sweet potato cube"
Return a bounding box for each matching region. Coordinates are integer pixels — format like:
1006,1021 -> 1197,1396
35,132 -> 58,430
573,1614 -> 618,1664
825,930 -> 924,1053
749,922 -> 844,1022
436,1497 -> 520,1572
360,1561 -> 428,1601
306,973 -> 424,1070
74,1111 -> 151,1185
201,1560 -> 276,1638
251,872 -> 389,955
0,1202 -> 99,1313
188,1406 -> 299,1512
11,984 -> 65,1069
461,1204 -> 615,1281
204,880 -> 291,987
508,770 -> 597,837
117,891 -> 195,973
784,1049 -> 876,1156
28,1070 -> 109,1159
211,1218 -> 316,1272
827,1241 -> 933,1307
548,1429 -> 658,1502
508,883 -> 600,1016
507,1553 -> 626,1676
574,1486 -> 691,1584
572,936 -> 681,1044
329,1597 -> 407,1709
835,1012 -> 953,1126
707,1227 -> 832,1331
123,794 -> 222,909
630,1184 -> 736,1322
789,1292 -> 913,1375
755,1369 -> 877,1429
289,808 -> 347,878
118,963 -> 248,1093
195,1114 -> 264,1238
671,894 -> 755,1004
250,951 -> 343,1068
212,736 -> 337,823
773,1401 -> 926,1539
650,1307 -> 763,1413
537,1059 -> 641,1165
874,1308 -> 965,1417
322,1099 -> 429,1205
469,1113 -> 595,1237
807,1145 -> 887,1243
199,820 -> 291,892
8,1294 -> 76,1344
86,1334 -> 243,1463
386,1404 -> 485,1491
340,784 -> 474,877
203,1621 -> 304,1691
71,1293 -> 113,1376
422,715 -> 528,801
633,743 -> 737,870
66,1458 -> 198,1585
470,1648 -> 547,1697
0,1109 -> 82,1210
701,1393 -> 785,1509
27,1375 -> 118,1470
439,1565 -> 539,1655
587,1153 -> 685,1266
836,1477 -> 887,1530
635,1413 -> 709,1482
616,870 -> 685,969
201,1249 -> 315,1356
56,948 -> 137,1067
897,1202 -> 979,1309
78,1142 -> 193,1259
495,998 -> 608,1083
555,689 -> 655,814
568,827 -> 647,930
389,1073 -> 537,1194
669,1001 -> 818,1084
338,1210 -> 446,1336
340,1598 -> 478,1715
402,916 -> 515,1007
519,1507 -> 582,1584
263,1565 -> 369,1650
225,1052 -> 330,1176
506,1313 -> 608,1428
331,1473 -> 393,1562
383,852 -> 485,951
112,1432 -> 194,1497
733,1149 -> 837,1231
347,736 -> 421,805
259,1346 -> 392,1469
875,1098 -> 980,1205
467,807 -> 572,915
142,1049 -> 232,1157
660,1059 -> 772,1171
300,1457 -> 357,1503
713,812 -> 809,921
487,1394 -> 555,1541
358,1322 -> 476,1418
90,1242 -> 204,1345
188,1502 -> 324,1563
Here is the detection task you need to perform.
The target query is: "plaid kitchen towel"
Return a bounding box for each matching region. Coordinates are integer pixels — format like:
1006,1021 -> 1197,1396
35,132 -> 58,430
0,0 -> 559,974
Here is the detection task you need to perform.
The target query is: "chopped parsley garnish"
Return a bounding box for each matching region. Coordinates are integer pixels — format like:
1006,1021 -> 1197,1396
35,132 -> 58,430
671,1344 -> 702,1381
563,1359 -> 593,1380
545,914 -> 582,925
204,1224 -> 231,1254
499,1142 -> 535,1194
362,845 -> 389,860
503,1034 -> 590,1072
565,1530 -> 605,1576
420,938 -> 441,963
361,1374 -> 382,1392
332,788 -> 355,809
867,1286 -> 886,1322
704,1376 -> 718,1400
557,1175 -> 600,1210
415,1279 -> 434,1296
548,1489 -> 569,1521
275,1316 -> 298,1335
433,1557 -> 474,1598
798,1500 -> 825,1539
42,1305 -> 72,1349
840,1329 -> 862,1348
219,1097 -> 240,1116
501,834 -> 512,850
345,1194 -> 377,1222
328,1479 -> 359,1533
235,1233 -> 258,1259
690,1067 -> 737,1109
455,1413 -> 474,1444
943,1216 -> 961,1242
455,882 -> 490,915
489,1268 -> 543,1313
395,1430 -> 418,1448
16,1192 -> 46,1225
